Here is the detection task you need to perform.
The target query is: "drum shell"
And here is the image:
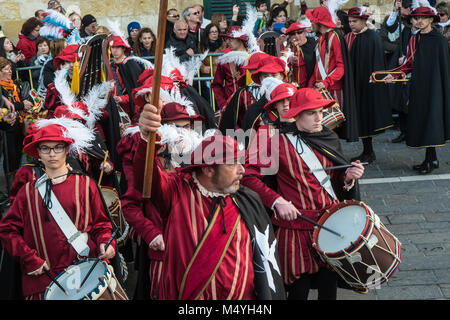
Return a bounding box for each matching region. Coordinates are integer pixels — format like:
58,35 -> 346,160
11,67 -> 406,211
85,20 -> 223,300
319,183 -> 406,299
312,200 -> 402,290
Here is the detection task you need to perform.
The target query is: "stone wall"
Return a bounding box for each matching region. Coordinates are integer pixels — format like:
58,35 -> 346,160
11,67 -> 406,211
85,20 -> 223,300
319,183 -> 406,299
1,0 -> 396,44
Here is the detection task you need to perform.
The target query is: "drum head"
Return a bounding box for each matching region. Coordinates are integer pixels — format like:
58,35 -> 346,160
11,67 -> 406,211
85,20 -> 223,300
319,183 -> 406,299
45,259 -> 109,300
317,205 -> 368,254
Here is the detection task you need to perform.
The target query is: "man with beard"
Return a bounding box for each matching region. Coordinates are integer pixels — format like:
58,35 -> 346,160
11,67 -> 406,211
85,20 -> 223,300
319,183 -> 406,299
384,2 -> 450,174
345,7 -> 393,163
131,103 -> 286,300
242,88 -> 365,300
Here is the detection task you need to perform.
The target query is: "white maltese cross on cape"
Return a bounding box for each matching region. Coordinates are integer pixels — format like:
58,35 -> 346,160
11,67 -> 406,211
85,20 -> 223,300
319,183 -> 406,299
254,225 -> 281,292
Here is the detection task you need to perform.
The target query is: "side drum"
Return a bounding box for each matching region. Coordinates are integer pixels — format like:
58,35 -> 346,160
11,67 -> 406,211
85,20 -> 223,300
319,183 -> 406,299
100,186 -> 129,248
44,259 -> 128,300
312,200 -> 402,291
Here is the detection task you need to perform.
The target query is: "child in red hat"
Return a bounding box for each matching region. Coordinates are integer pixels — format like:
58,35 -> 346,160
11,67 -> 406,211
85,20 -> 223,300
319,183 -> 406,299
0,118 -> 118,300
243,88 -> 365,300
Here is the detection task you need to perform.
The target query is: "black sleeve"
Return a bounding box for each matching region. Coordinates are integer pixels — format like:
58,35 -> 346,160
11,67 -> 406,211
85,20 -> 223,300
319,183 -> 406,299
42,59 -> 56,87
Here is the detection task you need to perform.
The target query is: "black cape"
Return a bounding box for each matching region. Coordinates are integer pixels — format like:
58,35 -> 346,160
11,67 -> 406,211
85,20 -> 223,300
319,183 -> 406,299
327,30 -> 359,142
234,186 -> 286,300
348,29 -> 393,137
180,85 -> 217,130
218,86 -> 255,134
406,28 -> 450,148
114,59 -> 145,121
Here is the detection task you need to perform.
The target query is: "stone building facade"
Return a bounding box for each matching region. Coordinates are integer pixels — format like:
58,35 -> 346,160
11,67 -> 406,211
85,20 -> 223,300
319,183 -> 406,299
1,0 -> 396,43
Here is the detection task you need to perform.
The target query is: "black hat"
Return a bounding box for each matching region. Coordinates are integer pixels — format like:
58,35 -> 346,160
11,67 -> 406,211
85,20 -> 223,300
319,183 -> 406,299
401,0 -> 412,8
82,14 -> 97,27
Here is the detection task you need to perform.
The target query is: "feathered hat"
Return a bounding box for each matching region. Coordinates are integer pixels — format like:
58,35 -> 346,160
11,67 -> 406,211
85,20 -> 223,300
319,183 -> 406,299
161,89 -> 205,123
410,0 -> 440,22
40,9 -> 81,44
54,66 -> 113,129
107,19 -> 132,53
345,6 -> 371,20
260,77 -> 297,111
23,117 -> 95,159
326,0 -> 350,23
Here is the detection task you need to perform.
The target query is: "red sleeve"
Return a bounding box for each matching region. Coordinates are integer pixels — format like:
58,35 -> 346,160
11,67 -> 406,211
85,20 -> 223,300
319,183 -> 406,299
242,130 -> 282,208
391,36 -> 415,76
118,134 -> 163,245
211,63 -> 228,110
16,38 -> 36,64
0,185 -> 46,274
133,135 -> 178,217
9,166 -> 35,205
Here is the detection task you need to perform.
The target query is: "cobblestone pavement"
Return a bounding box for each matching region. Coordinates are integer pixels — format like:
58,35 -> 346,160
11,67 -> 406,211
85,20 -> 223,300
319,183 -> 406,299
325,127 -> 450,300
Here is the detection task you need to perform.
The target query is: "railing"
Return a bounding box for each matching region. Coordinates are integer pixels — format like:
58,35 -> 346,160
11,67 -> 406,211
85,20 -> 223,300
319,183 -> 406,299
15,52 -> 227,110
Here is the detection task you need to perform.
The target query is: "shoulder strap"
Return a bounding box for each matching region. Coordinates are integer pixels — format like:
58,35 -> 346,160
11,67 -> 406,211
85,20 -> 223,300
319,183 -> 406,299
285,133 -> 337,200
35,174 -> 90,257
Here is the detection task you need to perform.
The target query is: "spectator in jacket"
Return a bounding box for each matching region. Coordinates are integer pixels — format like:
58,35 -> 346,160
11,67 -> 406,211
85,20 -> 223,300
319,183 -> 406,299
165,20 -> 197,62
16,17 -> 43,64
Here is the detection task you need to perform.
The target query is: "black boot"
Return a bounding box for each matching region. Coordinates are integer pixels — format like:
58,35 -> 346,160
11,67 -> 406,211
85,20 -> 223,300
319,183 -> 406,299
413,147 -> 439,174
391,132 -> 406,143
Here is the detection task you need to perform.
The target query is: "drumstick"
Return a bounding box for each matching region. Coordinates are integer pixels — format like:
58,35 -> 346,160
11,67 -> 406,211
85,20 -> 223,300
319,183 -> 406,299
77,227 -> 119,292
97,151 -> 109,187
311,162 -> 369,172
296,214 -> 344,239
44,269 -> 69,296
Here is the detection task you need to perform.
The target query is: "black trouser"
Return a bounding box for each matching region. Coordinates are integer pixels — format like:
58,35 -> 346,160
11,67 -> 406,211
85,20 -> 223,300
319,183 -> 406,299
398,111 -> 408,136
286,268 -> 338,300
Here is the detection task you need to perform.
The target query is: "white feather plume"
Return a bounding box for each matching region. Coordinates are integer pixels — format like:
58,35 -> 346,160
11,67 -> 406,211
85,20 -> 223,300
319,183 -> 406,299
326,0 -> 350,23
34,117 -> 95,155
260,77 -> 284,101
123,125 -> 140,137
124,56 -> 154,70
231,4 -> 261,54
161,47 -> 188,82
158,124 -> 204,168
82,81 -> 114,129
166,89 -> 196,116
184,50 -> 209,86
217,50 -> 249,66
412,0 -> 438,14
54,67 -> 76,110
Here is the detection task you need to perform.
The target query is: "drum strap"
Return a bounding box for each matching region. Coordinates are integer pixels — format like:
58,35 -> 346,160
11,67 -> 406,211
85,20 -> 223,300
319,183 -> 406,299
315,38 -> 336,81
35,174 -> 90,257
285,133 -> 337,200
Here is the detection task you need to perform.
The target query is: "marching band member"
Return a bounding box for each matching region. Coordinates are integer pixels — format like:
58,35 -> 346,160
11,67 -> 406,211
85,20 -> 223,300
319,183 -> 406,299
0,118 -> 116,300
118,76 -> 205,300
132,101 -> 286,300
220,54 -> 286,133
282,22 -> 316,89
211,26 -> 252,112
384,0 -> 450,174
242,88 -> 364,300
306,6 -> 359,143
345,7 -> 393,164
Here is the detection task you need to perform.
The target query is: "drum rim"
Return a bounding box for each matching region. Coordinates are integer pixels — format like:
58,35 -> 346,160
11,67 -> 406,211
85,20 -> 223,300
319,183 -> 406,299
312,200 -> 375,258
44,258 -> 111,300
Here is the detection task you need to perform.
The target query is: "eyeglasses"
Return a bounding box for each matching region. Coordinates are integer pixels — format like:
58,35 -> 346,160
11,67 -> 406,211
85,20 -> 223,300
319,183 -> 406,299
439,13 -> 447,17
209,30 -> 219,34
168,14 -> 180,18
38,144 -> 67,154
191,11 -> 200,15
290,30 -> 305,35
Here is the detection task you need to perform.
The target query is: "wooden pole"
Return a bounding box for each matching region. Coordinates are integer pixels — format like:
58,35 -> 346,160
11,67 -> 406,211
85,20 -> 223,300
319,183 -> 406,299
142,0 -> 168,198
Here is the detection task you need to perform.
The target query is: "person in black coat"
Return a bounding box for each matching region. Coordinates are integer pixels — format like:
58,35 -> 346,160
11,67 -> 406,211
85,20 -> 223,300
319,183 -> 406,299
165,20 -> 197,62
